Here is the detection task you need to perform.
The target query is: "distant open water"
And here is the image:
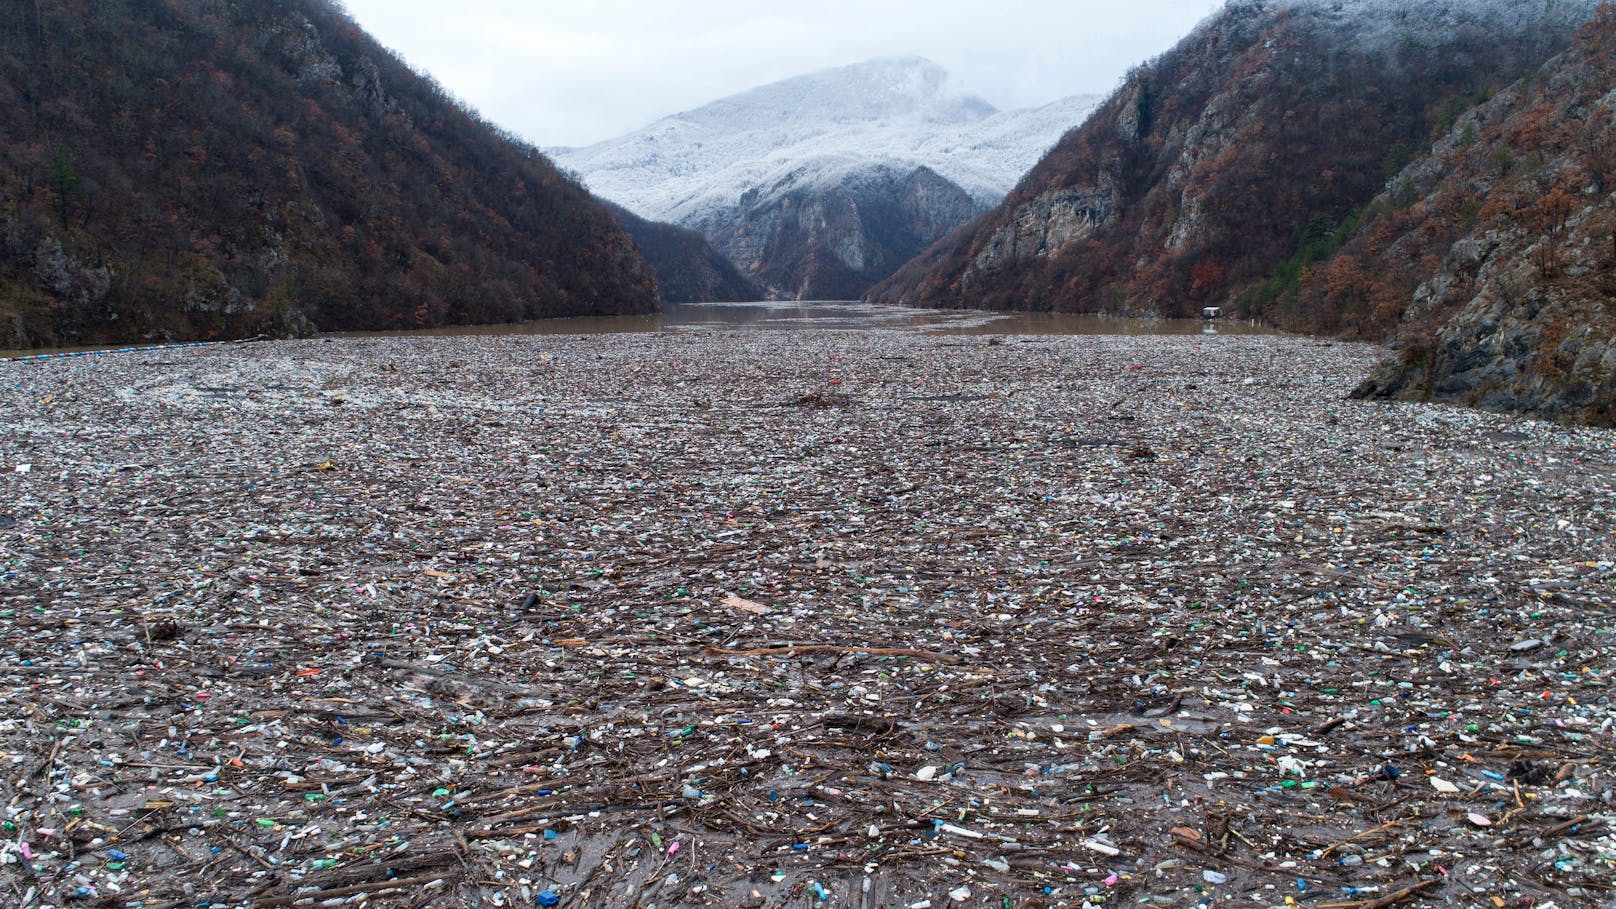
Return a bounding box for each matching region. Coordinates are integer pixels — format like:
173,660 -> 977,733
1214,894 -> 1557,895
1,301 -> 1283,360
332,301 -> 1285,339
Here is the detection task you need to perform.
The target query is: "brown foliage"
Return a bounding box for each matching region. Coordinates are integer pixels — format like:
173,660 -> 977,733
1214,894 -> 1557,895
866,1 -> 1592,330
1189,259 -> 1226,297
0,0 -> 656,348
1287,5 -> 1616,343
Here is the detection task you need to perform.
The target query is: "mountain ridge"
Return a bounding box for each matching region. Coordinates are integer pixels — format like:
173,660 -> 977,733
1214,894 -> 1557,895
1314,7 -> 1616,424
866,0 -> 1601,319
552,58 -> 1100,222
550,57 -> 1101,299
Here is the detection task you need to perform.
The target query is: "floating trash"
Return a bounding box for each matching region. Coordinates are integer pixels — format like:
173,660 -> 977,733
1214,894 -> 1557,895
0,330 -> 1611,905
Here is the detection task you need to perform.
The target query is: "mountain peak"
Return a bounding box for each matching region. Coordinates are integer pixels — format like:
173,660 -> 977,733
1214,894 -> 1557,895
820,55 -> 950,82
550,56 -> 1102,300
678,56 -> 996,132
551,59 -> 1098,228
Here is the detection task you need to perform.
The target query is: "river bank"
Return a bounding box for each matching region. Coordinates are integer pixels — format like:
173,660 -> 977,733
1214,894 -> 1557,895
1,330 -> 1612,907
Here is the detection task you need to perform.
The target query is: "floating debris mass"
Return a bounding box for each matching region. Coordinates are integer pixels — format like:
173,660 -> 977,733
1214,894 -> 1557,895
0,329 -> 1613,907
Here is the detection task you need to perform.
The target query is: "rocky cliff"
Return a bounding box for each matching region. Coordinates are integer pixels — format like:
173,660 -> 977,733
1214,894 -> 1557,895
867,0 -> 1599,317
695,163 -> 985,300
0,0 -> 656,348
1324,8 -> 1616,425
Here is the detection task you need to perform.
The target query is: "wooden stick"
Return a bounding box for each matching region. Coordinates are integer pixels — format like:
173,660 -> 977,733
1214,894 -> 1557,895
1320,820 -> 1404,857
1544,814 -> 1593,837
702,645 -> 960,664
1344,879 -> 1440,909
1228,828 -> 1262,852
1495,803 -> 1530,828
255,874 -> 448,907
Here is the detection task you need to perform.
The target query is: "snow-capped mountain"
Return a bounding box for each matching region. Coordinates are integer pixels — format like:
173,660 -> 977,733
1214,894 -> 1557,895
553,57 -> 1097,223
549,58 -> 1101,298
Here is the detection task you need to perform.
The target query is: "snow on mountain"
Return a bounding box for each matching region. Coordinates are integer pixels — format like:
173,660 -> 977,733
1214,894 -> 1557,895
549,57 -> 1101,227
866,0 -> 1603,322
911,93 -> 1105,198
1266,0 -> 1599,45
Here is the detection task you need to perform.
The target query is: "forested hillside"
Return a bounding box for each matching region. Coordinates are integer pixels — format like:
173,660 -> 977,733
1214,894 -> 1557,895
610,206 -> 761,305
1321,7 -> 1616,424
867,0 -> 1598,321
0,0 -> 656,348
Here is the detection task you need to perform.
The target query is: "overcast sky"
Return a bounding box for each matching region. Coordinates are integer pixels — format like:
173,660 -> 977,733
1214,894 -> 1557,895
338,0 -> 1226,148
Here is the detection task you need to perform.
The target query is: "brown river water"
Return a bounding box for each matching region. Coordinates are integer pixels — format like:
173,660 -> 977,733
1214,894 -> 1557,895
332,300 -> 1284,339
1,301 -> 1281,359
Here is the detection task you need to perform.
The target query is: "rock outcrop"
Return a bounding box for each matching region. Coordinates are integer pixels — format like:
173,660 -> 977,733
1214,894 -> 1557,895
965,187 -> 1118,285
698,164 -> 985,300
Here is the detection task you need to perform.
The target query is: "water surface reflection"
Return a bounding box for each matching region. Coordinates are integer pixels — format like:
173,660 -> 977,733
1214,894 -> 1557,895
336,300 -> 1284,339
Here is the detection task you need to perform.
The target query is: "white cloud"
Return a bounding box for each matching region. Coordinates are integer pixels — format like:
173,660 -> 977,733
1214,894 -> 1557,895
338,0 -> 1224,146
